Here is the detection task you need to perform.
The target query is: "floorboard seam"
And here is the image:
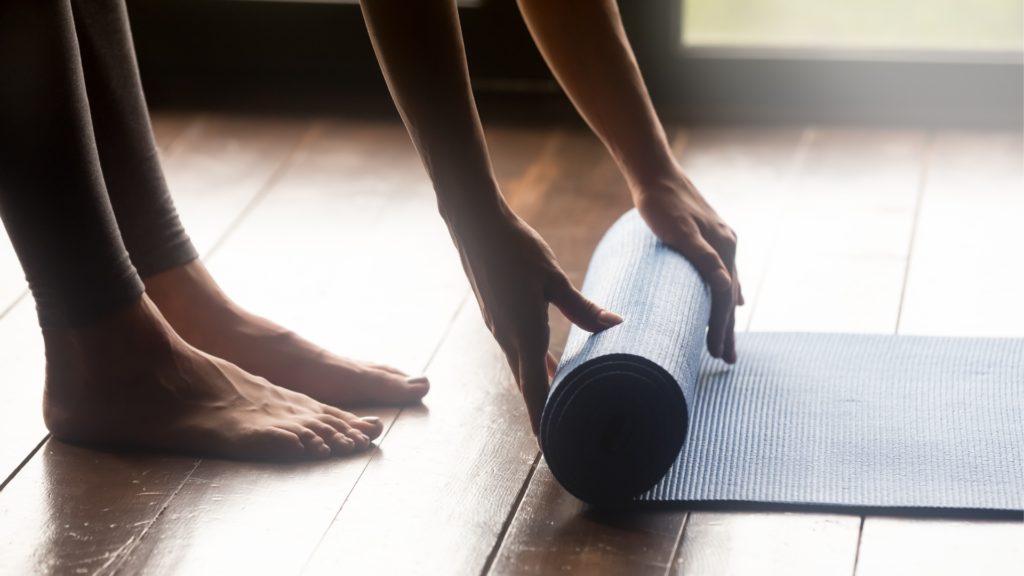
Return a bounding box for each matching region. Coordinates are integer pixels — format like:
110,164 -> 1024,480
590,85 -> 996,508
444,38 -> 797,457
0,433 -> 49,492
298,290 -> 472,575
895,130 -> 935,334
479,451 -> 543,576
201,120 -> 324,262
105,458 -> 203,576
664,511 -> 690,576
0,289 -> 28,325
742,126 -> 816,331
160,114 -> 204,162
850,515 -> 867,576
421,290 -> 472,373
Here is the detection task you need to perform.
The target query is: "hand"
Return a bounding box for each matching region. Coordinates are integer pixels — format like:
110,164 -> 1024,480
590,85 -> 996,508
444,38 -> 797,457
633,171 -> 743,363
451,201 -> 623,437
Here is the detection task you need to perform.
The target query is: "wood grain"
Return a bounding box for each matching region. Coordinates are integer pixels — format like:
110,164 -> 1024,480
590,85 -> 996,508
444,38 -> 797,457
0,113 -> 203,486
0,115 -> 318,573
671,128 -> 931,575
0,440 -> 197,576
674,513 -> 861,576
897,130 -> 1024,337
0,300 -> 48,488
491,127 -> 835,576
303,299 -> 538,576
673,127 -> 809,331
112,119 -> 474,575
159,115 -> 314,254
149,112 -> 196,157
300,125 -> 563,576
487,128 -> 673,575
856,129 -> 1024,574
488,460 -> 686,576
749,129 -> 929,333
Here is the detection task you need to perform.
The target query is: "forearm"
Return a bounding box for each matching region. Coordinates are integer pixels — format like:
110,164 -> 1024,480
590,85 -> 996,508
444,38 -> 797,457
516,0 -> 679,194
359,0 -> 506,229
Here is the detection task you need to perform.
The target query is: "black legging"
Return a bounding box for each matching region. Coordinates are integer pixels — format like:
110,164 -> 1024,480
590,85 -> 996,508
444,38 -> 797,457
0,0 -> 198,328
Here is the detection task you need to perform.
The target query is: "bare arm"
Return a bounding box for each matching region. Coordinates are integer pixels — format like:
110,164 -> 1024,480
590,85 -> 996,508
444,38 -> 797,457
517,0 -> 742,362
359,0 -> 622,437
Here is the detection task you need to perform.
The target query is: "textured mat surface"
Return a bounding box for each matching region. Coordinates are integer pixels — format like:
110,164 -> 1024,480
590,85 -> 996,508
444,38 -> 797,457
541,209 -> 1023,513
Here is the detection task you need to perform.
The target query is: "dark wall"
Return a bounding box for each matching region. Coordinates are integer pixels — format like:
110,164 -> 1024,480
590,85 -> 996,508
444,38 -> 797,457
126,0 -> 1022,127
126,0 -> 559,114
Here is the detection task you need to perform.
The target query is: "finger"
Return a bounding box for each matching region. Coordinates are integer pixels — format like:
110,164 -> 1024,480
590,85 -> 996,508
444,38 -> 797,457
520,346 -> 552,438
670,232 -> 731,292
546,351 -> 558,378
722,308 -> 737,364
548,275 -> 622,333
706,281 -> 735,359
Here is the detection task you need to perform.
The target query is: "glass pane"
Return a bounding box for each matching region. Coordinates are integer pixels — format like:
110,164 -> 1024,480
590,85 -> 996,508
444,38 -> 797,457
683,0 -> 1024,53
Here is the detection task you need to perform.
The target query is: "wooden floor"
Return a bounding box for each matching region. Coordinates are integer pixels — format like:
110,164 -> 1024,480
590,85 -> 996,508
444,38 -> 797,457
0,114 -> 1021,575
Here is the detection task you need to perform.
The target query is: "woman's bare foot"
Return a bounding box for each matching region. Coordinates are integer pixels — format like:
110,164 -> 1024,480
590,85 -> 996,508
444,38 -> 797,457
42,295 -> 384,460
142,260 -> 429,407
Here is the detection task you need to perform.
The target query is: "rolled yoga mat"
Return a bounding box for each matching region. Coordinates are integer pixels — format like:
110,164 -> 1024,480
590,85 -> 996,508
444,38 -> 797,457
541,209 -> 1022,515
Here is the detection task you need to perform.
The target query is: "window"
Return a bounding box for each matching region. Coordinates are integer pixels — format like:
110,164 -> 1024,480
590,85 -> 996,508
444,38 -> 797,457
682,0 -> 1023,62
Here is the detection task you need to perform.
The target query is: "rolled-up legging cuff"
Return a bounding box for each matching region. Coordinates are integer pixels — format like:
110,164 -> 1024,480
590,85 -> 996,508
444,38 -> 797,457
31,267 -> 145,329
131,236 -> 199,279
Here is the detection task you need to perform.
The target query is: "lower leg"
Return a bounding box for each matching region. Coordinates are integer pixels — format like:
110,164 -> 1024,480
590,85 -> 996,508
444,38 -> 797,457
0,0 -> 381,460
71,0 -> 428,407
143,260 -> 430,406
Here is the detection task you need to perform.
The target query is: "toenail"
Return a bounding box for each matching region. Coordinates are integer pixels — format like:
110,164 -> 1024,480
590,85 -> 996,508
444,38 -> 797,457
407,376 -> 429,385
360,416 -> 380,424
340,435 -> 354,445
359,433 -> 369,442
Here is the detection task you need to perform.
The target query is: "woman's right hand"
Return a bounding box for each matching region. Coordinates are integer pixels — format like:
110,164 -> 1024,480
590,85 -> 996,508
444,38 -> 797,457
448,201 -> 623,439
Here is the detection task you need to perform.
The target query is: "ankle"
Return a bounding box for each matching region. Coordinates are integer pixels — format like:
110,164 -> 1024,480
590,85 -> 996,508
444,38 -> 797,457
42,295 -> 175,397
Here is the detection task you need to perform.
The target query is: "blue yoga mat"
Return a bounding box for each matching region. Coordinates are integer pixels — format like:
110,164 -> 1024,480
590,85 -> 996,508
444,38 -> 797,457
541,209 -> 1023,515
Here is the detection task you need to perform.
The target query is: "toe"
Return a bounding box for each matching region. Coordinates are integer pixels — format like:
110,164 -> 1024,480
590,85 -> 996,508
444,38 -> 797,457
279,422 -> 331,459
233,427 -> 305,461
317,413 -> 372,449
305,419 -> 356,453
319,409 -> 384,440
371,373 -> 430,405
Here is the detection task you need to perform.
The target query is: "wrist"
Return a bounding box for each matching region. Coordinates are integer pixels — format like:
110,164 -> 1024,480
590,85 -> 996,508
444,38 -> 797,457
435,178 -> 513,238
628,162 -> 694,202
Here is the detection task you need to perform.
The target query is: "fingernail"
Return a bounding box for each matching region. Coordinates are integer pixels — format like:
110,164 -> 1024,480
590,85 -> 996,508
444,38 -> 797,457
360,416 -> 381,424
598,310 -> 624,327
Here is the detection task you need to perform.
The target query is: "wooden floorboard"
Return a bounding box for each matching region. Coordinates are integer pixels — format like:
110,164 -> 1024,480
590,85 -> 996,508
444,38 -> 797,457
0,117 -> 1019,575
749,128 -> 929,334
0,113 -> 205,487
116,119 -> 480,575
676,513 -> 862,576
301,125 -> 561,576
490,126 -> 858,575
897,130 -> 1024,337
668,127 -> 932,575
856,129 -> 1024,574
0,114 -> 317,574
855,518 -> 1022,576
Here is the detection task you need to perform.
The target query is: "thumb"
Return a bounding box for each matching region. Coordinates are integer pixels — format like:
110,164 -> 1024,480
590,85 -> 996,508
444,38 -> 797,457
548,275 -> 623,333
